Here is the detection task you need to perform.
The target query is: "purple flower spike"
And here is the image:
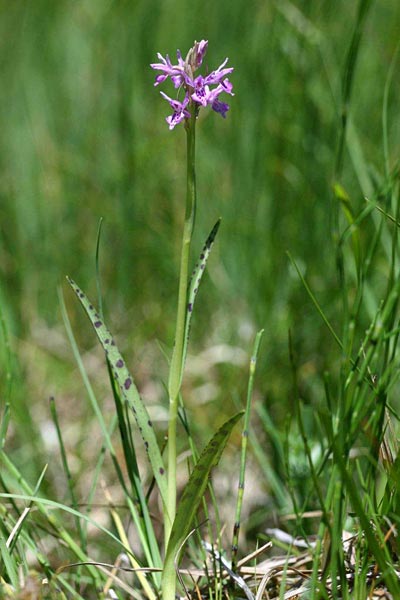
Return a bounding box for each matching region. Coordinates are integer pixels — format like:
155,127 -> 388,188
151,40 -> 234,129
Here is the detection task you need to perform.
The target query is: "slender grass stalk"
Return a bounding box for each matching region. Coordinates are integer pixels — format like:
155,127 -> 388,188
333,0 -> 373,414
95,217 -> 104,318
49,397 -> 85,554
166,107 -> 197,543
0,404 -> 10,449
231,329 -> 264,572
0,536 -> 18,590
0,295 -> 12,406
102,484 -> 157,600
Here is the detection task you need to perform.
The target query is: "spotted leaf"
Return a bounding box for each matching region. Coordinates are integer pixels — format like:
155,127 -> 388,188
180,219 -> 220,384
67,277 -> 170,523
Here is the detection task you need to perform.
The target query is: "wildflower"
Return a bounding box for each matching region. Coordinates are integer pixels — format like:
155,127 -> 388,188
151,40 -> 234,129
160,92 -> 191,130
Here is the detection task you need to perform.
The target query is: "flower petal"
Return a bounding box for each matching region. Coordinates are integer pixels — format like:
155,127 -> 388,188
211,99 -> 230,118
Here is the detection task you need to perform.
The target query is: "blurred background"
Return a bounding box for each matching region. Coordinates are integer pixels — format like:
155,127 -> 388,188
1,0 -> 400,511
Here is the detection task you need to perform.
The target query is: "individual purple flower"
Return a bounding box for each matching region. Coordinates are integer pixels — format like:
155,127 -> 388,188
150,53 -> 184,87
192,78 -> 234,117
151,40 -> 234,129
160,91 -> 190,130
203,58 -> 234,86
190,76 -> 209,107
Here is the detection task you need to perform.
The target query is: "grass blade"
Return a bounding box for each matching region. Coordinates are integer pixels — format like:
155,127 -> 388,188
49,396 -> 85,553
231,329 -> 264,572
0,535 -> 18,590
0,404 -> 10,449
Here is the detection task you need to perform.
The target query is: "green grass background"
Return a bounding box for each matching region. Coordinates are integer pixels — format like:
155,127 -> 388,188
1,0 -> 400,482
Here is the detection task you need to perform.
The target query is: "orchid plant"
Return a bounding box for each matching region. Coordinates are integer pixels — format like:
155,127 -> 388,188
151,38 -> 235,534
68,41 -> 248,600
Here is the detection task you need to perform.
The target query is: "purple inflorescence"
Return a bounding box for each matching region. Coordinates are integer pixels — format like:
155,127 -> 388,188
151,40 -> 234,129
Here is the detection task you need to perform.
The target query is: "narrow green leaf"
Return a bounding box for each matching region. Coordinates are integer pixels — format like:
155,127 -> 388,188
95,217 -> 104,318
181,219 -> 221,377
0,488 -> 137,558
67,277 -> 169,522
0,403 -> 10,448
0,535 -> 18,590
231,329 -> 264,572
6,464 -> 48,555
334,182 -> 361,273
61,286 -> 161,577
287,252 -> 343,350
50,397 -> 85,553
162,411 -> 243,597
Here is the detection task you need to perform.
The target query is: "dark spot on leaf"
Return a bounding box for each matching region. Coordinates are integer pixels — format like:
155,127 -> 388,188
159,468 -> 165,475
116,359 -> 124,368
188,303 -> 193,312
242,430 -> 248,438
148,420 -> 152,427
124,378 -> 132,390
94,321 -> 102,328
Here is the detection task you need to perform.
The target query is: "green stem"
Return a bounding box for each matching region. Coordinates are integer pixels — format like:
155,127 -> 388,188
166,109 -> 197,545
231,330 -> 264,573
